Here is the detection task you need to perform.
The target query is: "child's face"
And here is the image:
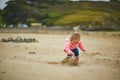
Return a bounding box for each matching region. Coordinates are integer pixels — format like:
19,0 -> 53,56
71,39 -> 79,44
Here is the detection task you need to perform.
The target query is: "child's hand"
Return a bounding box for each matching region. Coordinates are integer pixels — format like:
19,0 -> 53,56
69,52 -> 74,56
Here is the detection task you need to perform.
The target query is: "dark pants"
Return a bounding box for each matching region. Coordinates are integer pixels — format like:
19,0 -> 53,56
68,48 -> 79,57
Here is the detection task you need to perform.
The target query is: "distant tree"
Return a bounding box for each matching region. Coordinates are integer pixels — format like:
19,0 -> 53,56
1,0 -> 44,26
0,9 -> 1,14
1,0 -> 28,25
0,9 -> 2,26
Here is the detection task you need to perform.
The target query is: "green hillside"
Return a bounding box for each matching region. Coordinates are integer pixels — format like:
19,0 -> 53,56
50,2 -> 120,30
0,1 -> 120,31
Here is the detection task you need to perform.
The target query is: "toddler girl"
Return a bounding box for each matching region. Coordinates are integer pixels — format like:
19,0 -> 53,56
63,32 -> 86,63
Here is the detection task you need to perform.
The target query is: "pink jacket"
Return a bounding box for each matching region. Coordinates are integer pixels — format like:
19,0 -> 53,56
64,40 -> 86,54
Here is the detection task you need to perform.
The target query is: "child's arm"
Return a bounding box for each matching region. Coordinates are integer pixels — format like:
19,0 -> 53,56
78,41 -> 86,52
64,42 -> 74,56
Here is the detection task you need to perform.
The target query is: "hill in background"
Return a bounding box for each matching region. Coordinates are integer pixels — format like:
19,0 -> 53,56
0,1 -> 120,31
50,2 -> 120,30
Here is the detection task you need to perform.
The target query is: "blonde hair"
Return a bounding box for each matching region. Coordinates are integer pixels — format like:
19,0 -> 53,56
70,32 -> 80,41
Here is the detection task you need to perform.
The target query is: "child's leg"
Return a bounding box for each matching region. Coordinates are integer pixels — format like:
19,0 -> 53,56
72,48 -> 79,56
72,48 -> 79,60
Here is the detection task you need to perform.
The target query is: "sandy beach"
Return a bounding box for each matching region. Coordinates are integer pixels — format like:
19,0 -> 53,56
0,31 -> 120,80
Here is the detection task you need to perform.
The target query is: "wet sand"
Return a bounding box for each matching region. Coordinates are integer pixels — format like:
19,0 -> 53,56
0,32 -> 120,80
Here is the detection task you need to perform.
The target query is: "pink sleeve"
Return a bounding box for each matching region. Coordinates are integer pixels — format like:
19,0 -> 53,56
63,41 -> 72,54
78,41 -> 86,51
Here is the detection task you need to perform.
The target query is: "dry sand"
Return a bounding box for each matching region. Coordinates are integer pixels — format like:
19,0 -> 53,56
0,32 -> 120,80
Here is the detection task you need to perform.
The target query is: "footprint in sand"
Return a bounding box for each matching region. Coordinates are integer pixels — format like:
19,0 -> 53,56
47,61 -> 59,64
28,52 -> 36,54
90,52 -> 102,56
1,72 -> 6,74
0,60 -> 2,63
